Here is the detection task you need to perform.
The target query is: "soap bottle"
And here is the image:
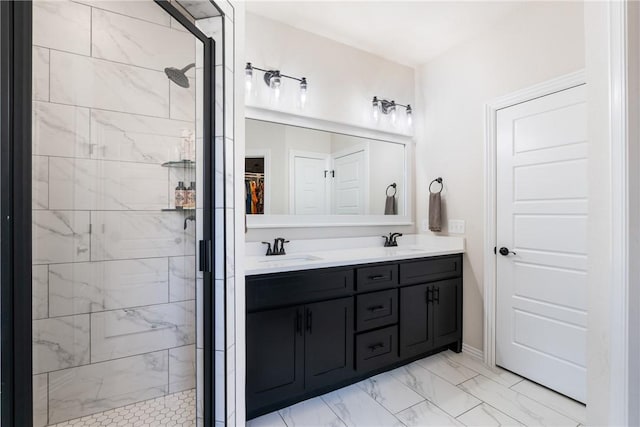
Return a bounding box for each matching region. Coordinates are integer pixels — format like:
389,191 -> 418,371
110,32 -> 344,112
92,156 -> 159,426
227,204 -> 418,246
186,181 -> 196,208
175,181 -> 186,209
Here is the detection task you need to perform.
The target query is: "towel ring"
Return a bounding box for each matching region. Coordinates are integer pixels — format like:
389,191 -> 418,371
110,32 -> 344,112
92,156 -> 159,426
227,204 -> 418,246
429,177 -> 443,194
386,183 -> 397,197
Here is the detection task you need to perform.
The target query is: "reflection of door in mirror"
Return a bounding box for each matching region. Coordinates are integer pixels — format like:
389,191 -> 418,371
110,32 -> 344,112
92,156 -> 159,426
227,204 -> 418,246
290,151 -> 329,214
332,147 -> 368,215
245,156 -> 266,214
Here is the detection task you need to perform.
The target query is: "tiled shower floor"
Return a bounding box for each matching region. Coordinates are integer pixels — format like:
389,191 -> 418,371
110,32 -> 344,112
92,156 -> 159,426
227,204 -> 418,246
49,389 -> 195,427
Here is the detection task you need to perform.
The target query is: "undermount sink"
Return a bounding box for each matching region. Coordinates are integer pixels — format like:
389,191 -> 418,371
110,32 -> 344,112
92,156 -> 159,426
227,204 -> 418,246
257,255 -> 323,263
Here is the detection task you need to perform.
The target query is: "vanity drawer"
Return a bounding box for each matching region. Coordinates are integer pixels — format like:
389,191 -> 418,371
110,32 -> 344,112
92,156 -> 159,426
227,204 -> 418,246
356,289 -> 398,332
399,255 -> 462,285
246,268 -> 354,311
355,325 -> 399,373
356,264 -> 398,291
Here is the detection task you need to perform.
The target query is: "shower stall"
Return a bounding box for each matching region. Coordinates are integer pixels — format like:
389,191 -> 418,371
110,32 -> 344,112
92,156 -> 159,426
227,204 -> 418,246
0,0 -> 232,425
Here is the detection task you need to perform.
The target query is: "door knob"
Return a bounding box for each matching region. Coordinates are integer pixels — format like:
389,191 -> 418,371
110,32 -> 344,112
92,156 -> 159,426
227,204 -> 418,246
499,247 -> 516,256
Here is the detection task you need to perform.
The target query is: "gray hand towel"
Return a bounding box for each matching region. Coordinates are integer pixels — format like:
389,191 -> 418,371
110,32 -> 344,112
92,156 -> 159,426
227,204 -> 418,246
384,195 -> 397,215
429,192 -> 441,232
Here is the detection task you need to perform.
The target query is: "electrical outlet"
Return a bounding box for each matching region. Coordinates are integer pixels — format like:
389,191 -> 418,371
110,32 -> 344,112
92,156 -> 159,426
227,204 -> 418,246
448,219 -> 465,234
421,219 -> 429,232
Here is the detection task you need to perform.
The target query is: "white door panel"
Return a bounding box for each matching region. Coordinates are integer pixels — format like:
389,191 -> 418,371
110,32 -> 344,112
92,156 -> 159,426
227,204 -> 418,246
292,153 -> 328,215
496,84 -> 587,403
333,150 -> 367,215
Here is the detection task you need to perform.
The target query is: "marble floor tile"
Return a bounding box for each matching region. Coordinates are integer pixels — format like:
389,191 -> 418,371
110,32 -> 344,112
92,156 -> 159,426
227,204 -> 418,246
390,361 -> 481,417
456,403 -> 523,426
417,352 -> 479,385
511,380 -> 586,425
356,371 -> 424,414
322,383 -> 404,427
247,411 -> 288,427
442,351 -> 523,388
396,400 -> 465,426
458,376 -> 578,427
279,396 -> 346,427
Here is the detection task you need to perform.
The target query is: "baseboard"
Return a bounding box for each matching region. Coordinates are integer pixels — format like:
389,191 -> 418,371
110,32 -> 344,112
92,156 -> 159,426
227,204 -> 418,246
462,343 -> 484,361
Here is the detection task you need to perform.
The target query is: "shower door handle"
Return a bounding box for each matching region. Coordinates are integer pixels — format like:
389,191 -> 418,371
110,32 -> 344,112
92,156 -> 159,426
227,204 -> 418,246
199,240 -> 212,273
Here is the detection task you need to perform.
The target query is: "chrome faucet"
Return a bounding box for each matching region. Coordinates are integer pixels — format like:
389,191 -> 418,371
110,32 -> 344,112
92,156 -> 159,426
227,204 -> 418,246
382,232 -> 403,247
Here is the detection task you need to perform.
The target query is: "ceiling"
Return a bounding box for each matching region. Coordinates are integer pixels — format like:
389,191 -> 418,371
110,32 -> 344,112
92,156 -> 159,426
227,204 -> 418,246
245,1 -> 525,67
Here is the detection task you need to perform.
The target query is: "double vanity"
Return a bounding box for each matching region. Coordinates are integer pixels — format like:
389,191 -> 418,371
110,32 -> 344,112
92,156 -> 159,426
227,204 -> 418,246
245,235 -> 465,419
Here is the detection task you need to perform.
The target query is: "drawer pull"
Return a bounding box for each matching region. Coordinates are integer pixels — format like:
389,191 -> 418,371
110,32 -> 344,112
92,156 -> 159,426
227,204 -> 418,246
368,343 -> 384,351
434,287 -> 440,304
367,305 -> 386,313
369,274 -> 387,281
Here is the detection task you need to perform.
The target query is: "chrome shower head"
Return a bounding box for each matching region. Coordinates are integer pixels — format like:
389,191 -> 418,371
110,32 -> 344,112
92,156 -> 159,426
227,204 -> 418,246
164,63 -> 195,88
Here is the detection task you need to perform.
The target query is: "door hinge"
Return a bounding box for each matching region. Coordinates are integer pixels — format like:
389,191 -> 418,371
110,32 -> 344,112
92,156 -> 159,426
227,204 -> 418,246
199,240 -> 212,273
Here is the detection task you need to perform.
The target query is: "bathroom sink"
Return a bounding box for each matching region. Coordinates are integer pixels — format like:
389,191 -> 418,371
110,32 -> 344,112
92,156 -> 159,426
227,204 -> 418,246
257,255 -> 323,263
386,247 -> 426,254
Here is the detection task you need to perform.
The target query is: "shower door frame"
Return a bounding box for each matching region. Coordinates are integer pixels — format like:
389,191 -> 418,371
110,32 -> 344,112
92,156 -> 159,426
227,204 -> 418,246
0,1 -> 219,425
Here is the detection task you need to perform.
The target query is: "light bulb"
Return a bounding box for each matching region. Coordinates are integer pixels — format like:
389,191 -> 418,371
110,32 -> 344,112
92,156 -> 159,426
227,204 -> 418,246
299,77 -> 307,108
274,85 -> 281,101
372,97 -> 380,122
406,105 -> 412,127
269,71 -> 281,89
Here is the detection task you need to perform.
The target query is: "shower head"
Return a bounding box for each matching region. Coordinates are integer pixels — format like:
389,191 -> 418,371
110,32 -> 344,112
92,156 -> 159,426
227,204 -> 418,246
164,63 -> 196,88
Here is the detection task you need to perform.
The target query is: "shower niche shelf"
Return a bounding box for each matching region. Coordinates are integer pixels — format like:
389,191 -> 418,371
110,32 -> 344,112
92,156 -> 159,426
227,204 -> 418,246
161,208 -> 195,212
162,160 -> 195,168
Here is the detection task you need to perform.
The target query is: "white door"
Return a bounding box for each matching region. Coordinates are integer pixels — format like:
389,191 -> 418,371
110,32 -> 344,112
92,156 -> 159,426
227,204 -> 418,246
496,84 -> 587,403
291,153 -> 328,215
333,150 -> 367,215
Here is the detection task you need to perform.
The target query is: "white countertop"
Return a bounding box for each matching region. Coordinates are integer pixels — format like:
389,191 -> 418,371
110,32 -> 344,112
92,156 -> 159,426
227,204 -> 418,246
245,234 -> 465,275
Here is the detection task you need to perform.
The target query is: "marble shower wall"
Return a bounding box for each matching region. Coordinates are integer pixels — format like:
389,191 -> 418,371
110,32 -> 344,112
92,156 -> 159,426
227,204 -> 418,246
31,0 -> 200,425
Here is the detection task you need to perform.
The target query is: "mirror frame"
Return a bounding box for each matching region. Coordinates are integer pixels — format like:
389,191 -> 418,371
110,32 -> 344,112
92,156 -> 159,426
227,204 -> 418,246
245,106 -> 414,228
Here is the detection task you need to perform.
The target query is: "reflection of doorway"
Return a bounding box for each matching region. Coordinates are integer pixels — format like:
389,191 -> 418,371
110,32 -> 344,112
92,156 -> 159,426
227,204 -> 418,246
244,150 -> 271,215
289,151 -> 329,214
331,147 -> 368,215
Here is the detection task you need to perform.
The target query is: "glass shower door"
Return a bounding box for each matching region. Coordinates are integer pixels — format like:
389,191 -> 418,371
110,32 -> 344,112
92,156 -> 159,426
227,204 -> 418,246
30,1 -> 210,425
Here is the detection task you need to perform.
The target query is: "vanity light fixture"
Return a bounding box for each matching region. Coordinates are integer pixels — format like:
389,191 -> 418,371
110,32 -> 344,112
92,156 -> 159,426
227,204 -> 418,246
246,62 -> 308,106
372,96 -> 413,127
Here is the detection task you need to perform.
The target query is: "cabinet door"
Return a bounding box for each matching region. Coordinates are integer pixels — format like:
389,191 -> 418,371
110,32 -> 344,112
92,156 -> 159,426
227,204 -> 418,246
399,283 -> 433,359
432,278 -> 463,348
246,306 -> 304,415
304,297 -> 355,390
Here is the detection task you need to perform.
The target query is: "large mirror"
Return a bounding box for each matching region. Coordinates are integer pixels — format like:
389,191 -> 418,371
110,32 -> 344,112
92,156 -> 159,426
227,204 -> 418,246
245,118 -> 407,218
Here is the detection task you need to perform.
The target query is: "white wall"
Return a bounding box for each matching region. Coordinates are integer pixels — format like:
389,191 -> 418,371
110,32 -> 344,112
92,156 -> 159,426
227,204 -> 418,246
244,12 -> 415,241
414,1 -> 585,351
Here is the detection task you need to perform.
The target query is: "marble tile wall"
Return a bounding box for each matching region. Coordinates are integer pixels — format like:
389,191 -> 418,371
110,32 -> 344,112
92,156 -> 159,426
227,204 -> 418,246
31,0 -> 203,425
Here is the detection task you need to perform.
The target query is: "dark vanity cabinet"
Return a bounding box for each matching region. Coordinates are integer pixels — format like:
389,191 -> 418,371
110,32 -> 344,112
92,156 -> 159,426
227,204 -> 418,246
246,254 -> 463,419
